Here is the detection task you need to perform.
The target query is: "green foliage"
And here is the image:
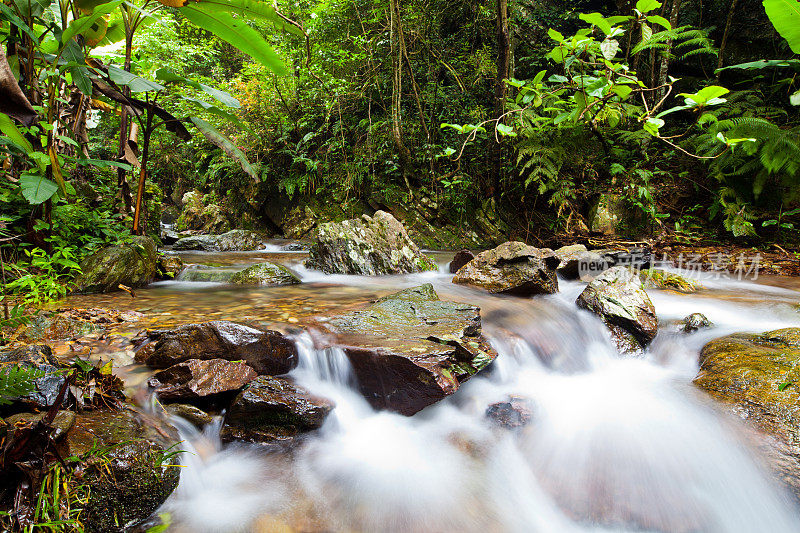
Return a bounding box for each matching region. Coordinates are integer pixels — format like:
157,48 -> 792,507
0,365 -> 45,405
763,0 -> 800,54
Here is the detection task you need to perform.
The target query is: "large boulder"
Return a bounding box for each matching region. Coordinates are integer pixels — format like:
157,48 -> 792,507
452,241 -> 560,296
576,266 -> 657,352
317,284 -> 497,415
175,190 -> 230,233
58,409 -> 180,532
74,236 -> 157,293
0,345 -> 66,411
135,321 -> 297,375
305,210 -> 437,275
173,229 -> 263,251
148,359 -> 257,402
553,244 -> 606,280
229,262 -> 301,286
221,375 -> 333,445
695,329 -> 800,497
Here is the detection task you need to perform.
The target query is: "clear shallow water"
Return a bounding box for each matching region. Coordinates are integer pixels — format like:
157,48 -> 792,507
67,248 -> 800,532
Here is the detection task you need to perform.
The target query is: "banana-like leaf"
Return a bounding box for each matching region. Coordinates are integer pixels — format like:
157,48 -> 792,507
61,0 -> 124,48
191,0 -> 305,36
189,116 -> 257,179
61,40 -> 93,96
181,5 -> 288,75
0,49 -> 37,126
183,97 -> 252,132
19,174 -> 59,204
155,68 -> 240,107
716,58 -> 800,72
107,65 -> 165,92
0,113 -> 41,170
12,0 -> 53,18
763,0 -> 800,54
48,144 -> 67,196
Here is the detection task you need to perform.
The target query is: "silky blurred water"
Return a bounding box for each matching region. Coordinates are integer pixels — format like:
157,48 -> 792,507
66,246 -> 800,532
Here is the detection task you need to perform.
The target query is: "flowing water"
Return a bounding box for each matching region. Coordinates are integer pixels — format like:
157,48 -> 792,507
65,245 -> 800,532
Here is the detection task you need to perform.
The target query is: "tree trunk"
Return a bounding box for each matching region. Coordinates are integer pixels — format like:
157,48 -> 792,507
116,30 -> 134,213
655,0 -> 683,103
715,0 -> 739,82
388,0 -> 412,184
490,0 -> 510,200
132,110 -> 153,235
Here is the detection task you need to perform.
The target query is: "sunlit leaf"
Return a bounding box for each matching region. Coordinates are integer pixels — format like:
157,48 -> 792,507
189,116 -> 257,180
763,0 -> 800,54
19,174 -> 59,204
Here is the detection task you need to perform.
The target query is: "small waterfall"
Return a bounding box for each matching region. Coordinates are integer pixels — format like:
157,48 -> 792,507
293,332 -> 356,388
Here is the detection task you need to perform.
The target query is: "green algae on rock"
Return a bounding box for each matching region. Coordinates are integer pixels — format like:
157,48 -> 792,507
173,229 -> 264,251
58,409 -> 180,532
696,328 -> 800,496
305,210 -> 437,275
230,262 -> 301,286
74,236 -> 158,294
640,268 -> 702,293
318,284 -> 497,415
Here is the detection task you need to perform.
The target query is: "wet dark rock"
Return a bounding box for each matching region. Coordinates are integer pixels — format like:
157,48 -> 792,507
319,284 -> 497,415
160,228 -> 180,245
229,262 -> 301,286
173,229 -> 264,252
221,375 -> 333,445
452,241 -> 560,296
576,266 -> 657,352
553,244 -> 607,280
58,409 -> 180,533
305,210 -> 437,275
696,328 -> 800,497
486,396 -> 534,429
594,246 -> 652,270
449,249 -> 475,273
681,313 -> 713,333
157,254 -> 184,279
135,321 -> 297,375
281,241 -> 308,251
148,359 -> 258,402
74,236 -> 158,293
164,403 -> 214,428
4,410 -> 75,440
0,344 -> 66,410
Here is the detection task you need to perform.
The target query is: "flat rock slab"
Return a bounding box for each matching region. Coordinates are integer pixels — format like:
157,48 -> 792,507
173,229 -> 263,251
135,320 -> 297,375
317,284 -> 497,415
149,358 -> 257,401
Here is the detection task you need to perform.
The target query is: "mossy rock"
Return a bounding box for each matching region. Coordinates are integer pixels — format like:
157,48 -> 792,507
640,268 -> 701,293
321,284 -> 497,415
173,229 -> 263,252
74,236 -> 158,294
59,409 -> 181,533
229,262 -> 301,286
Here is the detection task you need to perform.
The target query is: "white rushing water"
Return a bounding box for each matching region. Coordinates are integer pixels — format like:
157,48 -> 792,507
159,270 -> 800,532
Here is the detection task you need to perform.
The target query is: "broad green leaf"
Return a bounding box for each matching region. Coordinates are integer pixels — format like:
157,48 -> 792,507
640,23 -> 653,43
579,13 -> 612,35
646,15 -> 672,30
19,174 -> 58,204
606,15 -> 633,25
678,85 -> 729,106
181,6 -> 288,75
716,59 -> 800,72
547,28 -> 564,43
60,0 -> 124,48
61,40 -> 92,96
643,117 -> 664,136
763,0 -> 800,54
613,85 -> 633,99
548,46 -> 567,63
0,113 -> 47,173
107,66 -> 165,92
635,0 -> 662,13
791,89 -> 800,106
156,68 -> 240,107
189,0 -> 305,37
182,97 -> 251,131
496,123 -> 517,137
600,38 -> 620,60
189,116 -> 257,180
12,0 -> 53,18
0,4 -> 38,41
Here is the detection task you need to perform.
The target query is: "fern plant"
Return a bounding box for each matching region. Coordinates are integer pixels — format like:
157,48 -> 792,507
0,365 -> 45,405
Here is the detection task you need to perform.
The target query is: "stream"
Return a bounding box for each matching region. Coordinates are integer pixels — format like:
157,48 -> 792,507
64,243 -> 800,532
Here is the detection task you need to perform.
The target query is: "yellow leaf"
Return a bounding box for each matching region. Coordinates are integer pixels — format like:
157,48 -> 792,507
99,359 -> 113,375
47,144 -> 67,196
